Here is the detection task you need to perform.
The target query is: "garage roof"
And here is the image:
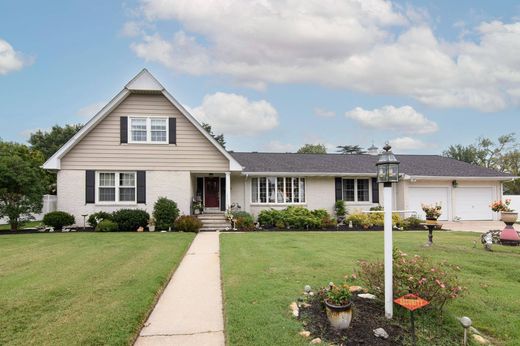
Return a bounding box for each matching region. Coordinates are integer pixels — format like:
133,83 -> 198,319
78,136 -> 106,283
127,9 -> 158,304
230,152 -> 514,178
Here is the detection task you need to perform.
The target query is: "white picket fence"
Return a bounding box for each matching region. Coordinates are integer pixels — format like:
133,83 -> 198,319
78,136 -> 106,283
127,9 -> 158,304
504,195 -> 520,212
0,194 -> 57,225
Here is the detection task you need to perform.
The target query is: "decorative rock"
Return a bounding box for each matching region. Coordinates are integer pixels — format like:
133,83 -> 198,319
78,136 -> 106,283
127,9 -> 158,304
472,334 -> 490,345
358,293 -> 376,300
373,328 -> 389,339
349,285 -> 363,293
290,302 -> 299,317
309,292 -> 314,296
459,316 -> 472,328
304,285 -> 312,293
299,330 -> 311,338
310,337 -> 322,344
301,302 -> 311,308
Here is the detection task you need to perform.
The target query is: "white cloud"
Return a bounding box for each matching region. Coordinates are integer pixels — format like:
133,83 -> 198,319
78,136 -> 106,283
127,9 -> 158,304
190,92 -> 279,135
20,127 -> 50,139
120,21 -> 142,37
77,101 -> 106,118
388,136 -> 428,152
314,107 -> 336,118
346,105 -> 438,134
0,38 -> 30,75
262,140 -> 295,152
129,1 -> 520,111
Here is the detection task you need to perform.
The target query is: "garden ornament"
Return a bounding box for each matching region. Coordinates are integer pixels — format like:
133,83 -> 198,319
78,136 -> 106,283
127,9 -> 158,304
459,316 -> 472,346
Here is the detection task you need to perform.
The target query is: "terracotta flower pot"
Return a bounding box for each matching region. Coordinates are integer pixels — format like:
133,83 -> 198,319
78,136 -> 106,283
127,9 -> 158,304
324,300 -> 353,330
501,212 -> 518,226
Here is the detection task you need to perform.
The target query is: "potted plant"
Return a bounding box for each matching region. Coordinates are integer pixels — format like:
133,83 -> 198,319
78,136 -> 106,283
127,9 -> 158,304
324,283 -> 353,330
334,200 -> 346,224
148,217 -> 156,232
421,203 -> 442,224
192,200 -> 203,215
491,199 -> 517,225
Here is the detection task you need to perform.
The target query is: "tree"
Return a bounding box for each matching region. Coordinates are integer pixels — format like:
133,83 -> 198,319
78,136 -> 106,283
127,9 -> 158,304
336,145 -> 366,154
201,123 -> 226,148
474,133 -> 516,169
502,150 -> 520,195
29,124 -> 83,160
297,143 -> 327,154
442,144 -> 480,165
0,141 -> 47,230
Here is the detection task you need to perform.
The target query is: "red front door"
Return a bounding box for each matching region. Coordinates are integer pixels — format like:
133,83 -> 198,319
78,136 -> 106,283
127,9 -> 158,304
204,177 -> 220,208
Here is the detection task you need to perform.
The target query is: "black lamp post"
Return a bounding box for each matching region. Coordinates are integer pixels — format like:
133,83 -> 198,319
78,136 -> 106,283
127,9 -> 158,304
375,143 -> 400,319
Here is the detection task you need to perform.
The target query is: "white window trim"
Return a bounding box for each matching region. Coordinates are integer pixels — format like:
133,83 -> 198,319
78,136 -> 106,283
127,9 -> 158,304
128,116 -> 169,144
251,176 -> 306,205
343,178 -> 372,204
95,171 -> 137,205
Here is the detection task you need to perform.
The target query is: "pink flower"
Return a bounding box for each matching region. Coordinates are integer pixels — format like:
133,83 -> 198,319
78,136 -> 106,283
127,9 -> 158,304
435,279 -> 445,288
418,277 -> 427,285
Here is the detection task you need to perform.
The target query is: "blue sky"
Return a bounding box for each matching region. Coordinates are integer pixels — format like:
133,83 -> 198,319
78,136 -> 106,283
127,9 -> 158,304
1,0 -> 519,154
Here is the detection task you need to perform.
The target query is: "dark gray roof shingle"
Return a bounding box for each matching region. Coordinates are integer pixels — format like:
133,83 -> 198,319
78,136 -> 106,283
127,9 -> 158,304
230,152 -> 513,177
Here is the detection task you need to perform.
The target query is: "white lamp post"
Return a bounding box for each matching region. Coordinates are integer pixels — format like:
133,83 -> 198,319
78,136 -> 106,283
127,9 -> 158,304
376,143 -> 400,319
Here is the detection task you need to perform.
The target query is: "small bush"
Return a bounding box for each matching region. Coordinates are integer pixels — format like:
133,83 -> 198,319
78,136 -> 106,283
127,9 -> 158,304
111,209 -> 149,232
403,216 -> 424,230
42,211 -> 75,230
257,207 -> 334,229
232,211 -> 255,231
346,213 -> 371,228
356,248 -> 464,311
87,211 -> 112,228
95,219 -> 119,232
334,200 -> 346,220
153,197 -> 180,230
257,208 -> 284,228
174,215 -> 203,233
369,205 -> 384,211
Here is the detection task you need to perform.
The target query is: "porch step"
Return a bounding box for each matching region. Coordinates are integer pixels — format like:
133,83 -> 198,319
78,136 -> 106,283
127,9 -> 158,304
196,213 -> 231,231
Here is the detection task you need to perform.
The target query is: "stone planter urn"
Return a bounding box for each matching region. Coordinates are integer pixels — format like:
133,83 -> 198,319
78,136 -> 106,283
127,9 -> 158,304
425,217 -> 438,225
499,212 -> 519,245
324,300 -> 353,330
501,212 -> 518,225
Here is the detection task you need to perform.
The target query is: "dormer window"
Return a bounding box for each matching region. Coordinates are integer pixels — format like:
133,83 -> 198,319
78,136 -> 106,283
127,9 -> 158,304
129,117 -> 168,144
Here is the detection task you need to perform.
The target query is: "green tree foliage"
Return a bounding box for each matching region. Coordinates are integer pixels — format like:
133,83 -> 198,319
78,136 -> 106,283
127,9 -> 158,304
297,143 -> 327,154
336,145 -> 366,154
0,141 -> 47,230
29,124 -> 83,160
442,144 -> 480,165
202,123 -> 226,148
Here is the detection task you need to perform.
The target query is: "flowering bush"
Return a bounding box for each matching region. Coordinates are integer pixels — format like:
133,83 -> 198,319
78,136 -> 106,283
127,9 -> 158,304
324,283 -> 352,306
490,199 -> 513,212
421,203 -> 442,219
355,248 -> 464,311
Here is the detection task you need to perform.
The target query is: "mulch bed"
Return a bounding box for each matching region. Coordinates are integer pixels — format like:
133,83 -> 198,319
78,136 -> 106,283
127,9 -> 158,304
299,294 -> 406,345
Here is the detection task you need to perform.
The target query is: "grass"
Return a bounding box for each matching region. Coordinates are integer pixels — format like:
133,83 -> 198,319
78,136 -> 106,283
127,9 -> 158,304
221,231 -> 520,346
0,221 -> 42,230
0,232 -> 195,346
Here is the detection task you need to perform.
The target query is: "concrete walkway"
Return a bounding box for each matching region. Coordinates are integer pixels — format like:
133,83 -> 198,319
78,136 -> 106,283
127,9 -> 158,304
135,232 -> 225,346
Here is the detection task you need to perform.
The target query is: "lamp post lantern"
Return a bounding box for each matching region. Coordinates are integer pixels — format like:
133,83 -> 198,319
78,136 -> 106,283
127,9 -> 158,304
376,143 -> 400,319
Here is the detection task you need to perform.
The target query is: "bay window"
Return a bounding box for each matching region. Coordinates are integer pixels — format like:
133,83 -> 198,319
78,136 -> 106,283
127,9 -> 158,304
251,177 -> 306,204
129,117 -> 168,144
343,178 -> 371,203
96,172 -> 136,203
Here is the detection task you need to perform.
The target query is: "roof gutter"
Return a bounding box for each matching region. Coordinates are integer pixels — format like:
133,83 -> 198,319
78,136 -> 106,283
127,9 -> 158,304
403,175 -> 517,181
241,172 -> 377,177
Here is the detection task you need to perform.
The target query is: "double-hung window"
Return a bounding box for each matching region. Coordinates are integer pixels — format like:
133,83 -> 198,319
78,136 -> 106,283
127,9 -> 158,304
129,117 -> 168,144
342,178 -> 371,203
251,177 -> 306,204
97,172 -> 136,203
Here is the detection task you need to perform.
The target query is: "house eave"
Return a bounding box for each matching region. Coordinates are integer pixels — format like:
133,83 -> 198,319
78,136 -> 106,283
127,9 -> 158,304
403,175 -> 516,181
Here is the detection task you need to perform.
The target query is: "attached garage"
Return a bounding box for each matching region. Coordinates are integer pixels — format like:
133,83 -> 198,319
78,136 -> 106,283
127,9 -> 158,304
453,187 -> 494,220
408,187 -> 450,220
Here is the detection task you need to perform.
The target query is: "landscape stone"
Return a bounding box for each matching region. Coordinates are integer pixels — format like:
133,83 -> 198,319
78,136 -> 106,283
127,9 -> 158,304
299,330 -> 311,338
310,337 -> 322,344
349,285 -> 363,293
373,328 -> 389,339
290,302 -> 299,317
472,334 -> 490,345
358,293 -> 376,299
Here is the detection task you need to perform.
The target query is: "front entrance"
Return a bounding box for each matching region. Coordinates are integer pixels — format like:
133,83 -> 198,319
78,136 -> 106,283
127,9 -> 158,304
204,177 -> 220,208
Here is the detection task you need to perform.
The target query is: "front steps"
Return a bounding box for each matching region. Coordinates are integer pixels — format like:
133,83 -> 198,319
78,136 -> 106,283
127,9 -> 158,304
196,213 -> 231,231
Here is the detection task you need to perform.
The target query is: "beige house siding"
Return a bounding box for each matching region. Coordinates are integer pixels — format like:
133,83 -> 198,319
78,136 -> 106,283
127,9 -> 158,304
61,93 -> 229,171
230,175 -> 246,210
57,169 -> 192,226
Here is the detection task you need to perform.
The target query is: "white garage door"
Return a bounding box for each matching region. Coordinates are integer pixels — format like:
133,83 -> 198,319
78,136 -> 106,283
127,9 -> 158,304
408,187 -> 449,220
454,187 -> 494,220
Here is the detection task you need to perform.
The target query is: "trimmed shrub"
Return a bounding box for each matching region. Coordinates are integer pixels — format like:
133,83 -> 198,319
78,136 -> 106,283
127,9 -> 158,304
403,216 -> 424,230
257,208 -> 284,228
111,209 -> 149,232
42,211 -> 75,230
346,213 -> 371,228
95,219 -> 119,232
334,200 -> 346,218
87,211 -> 112,228
232,211 -> 255,231
153,197 -> 180,230
356,248 -> 464,311
174,215 -> 203,233
257,207 -> 334,229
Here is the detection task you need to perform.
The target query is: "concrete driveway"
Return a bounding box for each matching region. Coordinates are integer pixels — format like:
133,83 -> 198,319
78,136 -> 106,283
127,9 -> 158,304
442,221 -> 519,233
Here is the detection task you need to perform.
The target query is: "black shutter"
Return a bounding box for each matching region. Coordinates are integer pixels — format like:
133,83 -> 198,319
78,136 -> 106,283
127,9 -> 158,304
371,177 -> 379,204
335,177 -> 343,201
196,177 -> 204,201
120,117 -> 128,144
137,171 -> 146,204
220,177 -> 226,211
169,118 -> 176,144
85,170 -> 95,204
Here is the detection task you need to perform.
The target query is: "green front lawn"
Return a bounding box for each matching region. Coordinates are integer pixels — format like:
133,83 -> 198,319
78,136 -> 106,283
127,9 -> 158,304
221,231 -> 520,345
0,233 -> 194,346
0,221 -> 42,230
